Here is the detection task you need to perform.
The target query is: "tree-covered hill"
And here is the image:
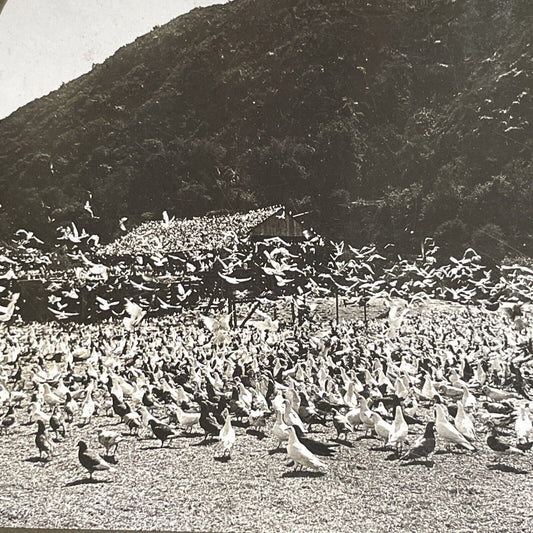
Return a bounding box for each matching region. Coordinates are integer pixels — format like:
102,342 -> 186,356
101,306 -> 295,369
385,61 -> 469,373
0,0 -> 531,259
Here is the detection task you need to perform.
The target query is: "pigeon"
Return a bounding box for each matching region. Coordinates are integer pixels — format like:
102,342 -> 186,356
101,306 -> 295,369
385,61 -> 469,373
435,404 -> 476,452
293,425 -> 337,457
387,406 -> 409,455
515,405 -> 533,444
35,420 -> 54,460
0,406 -> 15,434
332,409 -> 353,441
199,402 -> 221,441
454,401 -> 476,442
486,432 -> 525,463
77,441 -> 116,479
286,426 -> 327,471
174,404 -> 200,432
371,412 -> 393,445
98,428 -> 122,456
218,410 -> 236,457
49,406 -> 66,439
402,422 -> 436,464
272,409 -> 290,448
148,419 -> 180,447
482,385 -> 518,402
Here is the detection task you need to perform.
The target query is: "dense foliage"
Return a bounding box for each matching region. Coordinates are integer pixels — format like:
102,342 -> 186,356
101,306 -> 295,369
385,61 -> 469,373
0,0 -> 531,259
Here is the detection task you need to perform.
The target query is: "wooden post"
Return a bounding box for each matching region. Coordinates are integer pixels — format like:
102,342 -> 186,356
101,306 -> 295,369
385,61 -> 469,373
205,280 -> 219,311
363,290 -> 368,328
291,299 -> 295,325
240,301 -> 260,328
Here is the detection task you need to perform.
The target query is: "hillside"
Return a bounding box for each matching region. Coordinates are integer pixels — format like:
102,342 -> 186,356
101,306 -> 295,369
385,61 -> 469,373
0,0 -> 532,258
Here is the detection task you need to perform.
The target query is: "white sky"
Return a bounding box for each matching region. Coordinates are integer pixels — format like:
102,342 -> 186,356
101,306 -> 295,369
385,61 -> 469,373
0,0 -> 227,119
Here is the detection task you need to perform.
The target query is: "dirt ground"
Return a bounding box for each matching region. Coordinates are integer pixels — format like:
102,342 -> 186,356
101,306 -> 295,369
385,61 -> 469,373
1,299 -> 533,532
1,410 -> 533,532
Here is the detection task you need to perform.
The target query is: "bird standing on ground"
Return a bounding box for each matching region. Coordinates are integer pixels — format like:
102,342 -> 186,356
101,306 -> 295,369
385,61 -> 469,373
218,410 -> 236,458
77,440 -> 116,479
0,406 -> 15,434
402,422 -> 436,465
435,404 -> 476,452
35,420 -> 54,460
332,409 -> 353,441
174,404 -> 200,432
286,426 -> 327,471
148,419 -> 180,447
49,406 -> 66,440
199,402 -> 220,441
454,400 -> 476,442
486,431 -> 525,463
371,412 -> 393,446
98,428 -> 122,456
387,406 -> 409,455
293,425 -> 337,457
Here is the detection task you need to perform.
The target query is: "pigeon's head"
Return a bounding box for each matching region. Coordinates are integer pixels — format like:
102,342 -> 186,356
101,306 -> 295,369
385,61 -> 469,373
77,441 -> 88,452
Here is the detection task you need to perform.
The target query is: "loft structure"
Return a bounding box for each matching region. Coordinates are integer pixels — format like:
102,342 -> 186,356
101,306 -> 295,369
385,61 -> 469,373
248,206 -> 314,241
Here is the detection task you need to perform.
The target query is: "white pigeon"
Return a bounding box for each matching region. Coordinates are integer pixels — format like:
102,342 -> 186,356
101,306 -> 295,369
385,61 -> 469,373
286,426 -> 327,471
218,411 -> 236,457
454,400 -> 476,442
435,404 -> 476,451
272,409 -> 290,447
372,412 -> 393,445
420,374 -> 438,401
98,428 -> 122,456
174,405 -> 200,432
387,406 -> 409,454
282,399 -> 305,432
515,405 -> 533,444
482,385 -> 518,402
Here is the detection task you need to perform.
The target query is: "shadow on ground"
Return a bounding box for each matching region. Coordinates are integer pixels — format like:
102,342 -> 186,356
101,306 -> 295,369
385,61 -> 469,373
282,470 -> 326,478
65,478 -> 113,487
487,463 -> 528,474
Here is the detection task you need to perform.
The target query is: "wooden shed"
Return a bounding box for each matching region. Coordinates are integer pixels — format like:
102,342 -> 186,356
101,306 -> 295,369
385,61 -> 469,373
248,206 -> 313,240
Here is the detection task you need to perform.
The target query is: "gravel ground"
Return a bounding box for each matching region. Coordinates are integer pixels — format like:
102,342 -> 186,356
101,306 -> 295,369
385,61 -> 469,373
1,405 -> 533,532
2,299 -> 533,532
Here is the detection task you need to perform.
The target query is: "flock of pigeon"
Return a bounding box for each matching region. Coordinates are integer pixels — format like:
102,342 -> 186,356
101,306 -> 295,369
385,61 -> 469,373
1,292 -> 533,482
1,205 -> 533,486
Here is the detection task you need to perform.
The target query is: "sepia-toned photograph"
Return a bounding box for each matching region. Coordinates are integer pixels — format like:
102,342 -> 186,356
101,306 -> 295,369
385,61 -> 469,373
1,1 -> 533,532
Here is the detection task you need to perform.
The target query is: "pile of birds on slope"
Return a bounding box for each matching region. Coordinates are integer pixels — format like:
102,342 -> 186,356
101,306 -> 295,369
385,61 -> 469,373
2,299 -> 533,482
100,206 -> 283,257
